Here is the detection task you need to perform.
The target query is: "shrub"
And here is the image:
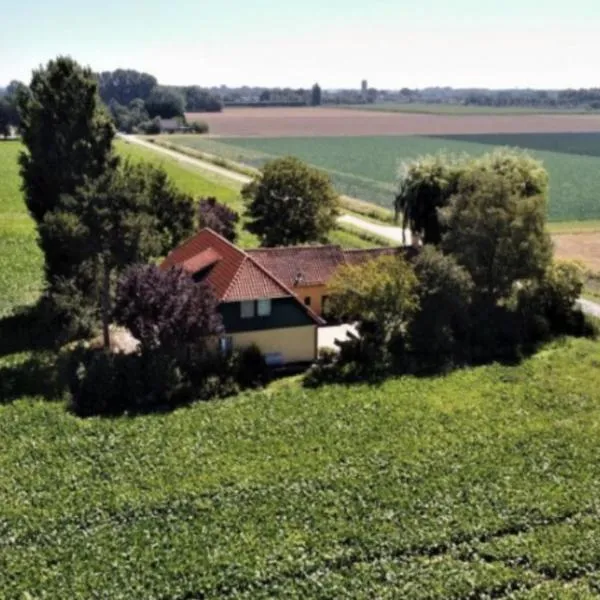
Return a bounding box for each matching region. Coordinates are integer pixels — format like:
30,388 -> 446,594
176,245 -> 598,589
518,260 -> 593,338
190,120 -> 209,134
67,347 -> 192,416
138,117 -> 161,135
233,344 -> 270,389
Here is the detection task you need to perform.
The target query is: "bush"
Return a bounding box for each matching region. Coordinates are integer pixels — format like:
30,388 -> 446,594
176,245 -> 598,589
67,347 -> 192,416
190,120 -> 209,134
232,344 -> 270,389
138,117 -> 161,134
197,197 -> 239,243
518,260 -> 591,338
407,247 -> 473,372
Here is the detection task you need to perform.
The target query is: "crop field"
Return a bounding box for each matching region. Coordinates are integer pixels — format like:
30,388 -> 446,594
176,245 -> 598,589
189,106 -> 600,137
339,102 -> 598,116
167,134 -> 600,222
3,336 -> 600,597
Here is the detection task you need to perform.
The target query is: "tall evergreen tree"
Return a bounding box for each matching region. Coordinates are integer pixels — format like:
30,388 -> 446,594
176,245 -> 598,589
18,56 -> 116,282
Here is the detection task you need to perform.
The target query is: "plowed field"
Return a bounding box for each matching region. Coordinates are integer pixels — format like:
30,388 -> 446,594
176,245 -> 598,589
187,107 -> 600,138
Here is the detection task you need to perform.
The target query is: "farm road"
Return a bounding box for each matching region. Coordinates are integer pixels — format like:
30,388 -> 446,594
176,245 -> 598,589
120,134 -> 413,242
121,134 -> 600,319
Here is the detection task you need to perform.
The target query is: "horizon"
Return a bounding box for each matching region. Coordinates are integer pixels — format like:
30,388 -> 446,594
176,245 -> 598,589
1,0 -> 598,89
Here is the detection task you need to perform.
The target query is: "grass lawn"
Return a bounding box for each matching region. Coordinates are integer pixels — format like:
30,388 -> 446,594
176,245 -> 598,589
0,141 -> 43,317
3,141 -> 600,597
174,134 -> 600,223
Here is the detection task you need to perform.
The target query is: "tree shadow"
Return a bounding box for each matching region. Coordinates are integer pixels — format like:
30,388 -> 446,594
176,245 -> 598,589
0,352 -> 67,404
0,301 -> 63,358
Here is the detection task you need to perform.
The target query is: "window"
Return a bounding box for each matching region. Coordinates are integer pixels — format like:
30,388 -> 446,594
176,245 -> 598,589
240,300 -> 255,319
257,299 -> 272,317
304,296 -> 311,306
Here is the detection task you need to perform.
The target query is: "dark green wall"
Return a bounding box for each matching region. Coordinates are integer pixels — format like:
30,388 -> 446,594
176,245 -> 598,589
219,298 -> 314,333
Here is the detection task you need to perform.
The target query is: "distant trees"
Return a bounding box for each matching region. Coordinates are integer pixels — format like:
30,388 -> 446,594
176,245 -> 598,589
184,86 -> 222,112
0,80 -> 27,135
198,197 -> 239,243
145,86 -> 186,119
18,56 -> 117,284
242,156 -> 339,247
311,84 -> 322,106
97,69 -> 157,106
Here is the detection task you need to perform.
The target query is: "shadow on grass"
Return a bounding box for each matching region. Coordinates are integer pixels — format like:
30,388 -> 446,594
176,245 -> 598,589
0,352 -> 67,404
0,301 -> 70,404
0,301 -> 63,358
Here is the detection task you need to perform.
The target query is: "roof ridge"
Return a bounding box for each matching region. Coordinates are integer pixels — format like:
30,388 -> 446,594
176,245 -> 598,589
246,244 -> 343,252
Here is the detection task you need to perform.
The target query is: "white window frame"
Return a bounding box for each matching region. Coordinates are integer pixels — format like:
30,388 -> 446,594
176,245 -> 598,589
257,298 -> 272,317
240,300 -> 255,319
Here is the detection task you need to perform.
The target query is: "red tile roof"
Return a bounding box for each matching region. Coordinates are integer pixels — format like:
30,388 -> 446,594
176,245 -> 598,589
342,247 -> 406,266
247,245 -> 346,287
160,229 -> 325,324
181,248 -> 221,274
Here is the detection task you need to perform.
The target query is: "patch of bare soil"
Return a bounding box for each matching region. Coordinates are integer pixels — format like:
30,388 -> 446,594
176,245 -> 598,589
553,233 -> 600,272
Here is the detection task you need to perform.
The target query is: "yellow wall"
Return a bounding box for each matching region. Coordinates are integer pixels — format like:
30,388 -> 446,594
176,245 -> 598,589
231,325 -> 317,363
294,284 -> 328,315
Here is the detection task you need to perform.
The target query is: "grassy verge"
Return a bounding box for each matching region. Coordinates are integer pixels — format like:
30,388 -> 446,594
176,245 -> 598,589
147,136 -> 258,178
547,220 -> 600,234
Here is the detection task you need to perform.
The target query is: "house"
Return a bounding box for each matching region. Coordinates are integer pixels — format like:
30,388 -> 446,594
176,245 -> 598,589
159,118 -> 191,134
160,229 -> 412,364
160,229 -> 325,365
247,245 -> 407,316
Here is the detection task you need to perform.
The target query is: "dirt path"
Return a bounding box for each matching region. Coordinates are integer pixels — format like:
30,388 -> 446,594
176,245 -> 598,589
119,134 -> 252,184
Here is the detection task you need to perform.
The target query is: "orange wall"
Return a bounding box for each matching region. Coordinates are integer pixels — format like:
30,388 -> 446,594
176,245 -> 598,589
294,284 -> 328,315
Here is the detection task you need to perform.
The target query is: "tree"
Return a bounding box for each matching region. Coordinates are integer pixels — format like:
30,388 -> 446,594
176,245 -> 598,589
395,154 -> 463,245
440,153 -> 552,302
183,86 -> 222,112
115,264 -> 223,355
311,83 -> 322,106
43,168 -> 162,348
0,98 -> 11,136
145,86 -> 185,118
408,247 -> 473,370
396,150 -> 550,248
122,160 -> 195,256
242,156 -> 339,247
18,56 -> 116,283
328,254 -> 419,360
198,197 -> 239,243
97,69 -> 157,106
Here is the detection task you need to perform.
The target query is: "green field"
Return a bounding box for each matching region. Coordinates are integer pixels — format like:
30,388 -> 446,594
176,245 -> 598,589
4,142 -> 600,597
338,103 -> 598,115
170,134 -> 600,222
0,141 -> 43,317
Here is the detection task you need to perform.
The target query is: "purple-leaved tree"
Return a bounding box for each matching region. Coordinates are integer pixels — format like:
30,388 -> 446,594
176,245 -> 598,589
197,197 -> 239,243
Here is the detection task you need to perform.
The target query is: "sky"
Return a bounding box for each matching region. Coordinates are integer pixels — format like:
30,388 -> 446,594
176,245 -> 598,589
1,0 -> 599,90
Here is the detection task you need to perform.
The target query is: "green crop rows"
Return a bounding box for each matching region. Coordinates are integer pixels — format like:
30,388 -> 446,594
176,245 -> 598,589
171,134 -> 600,222
2,339 -> 600,597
